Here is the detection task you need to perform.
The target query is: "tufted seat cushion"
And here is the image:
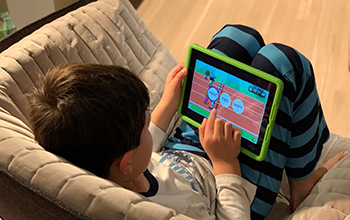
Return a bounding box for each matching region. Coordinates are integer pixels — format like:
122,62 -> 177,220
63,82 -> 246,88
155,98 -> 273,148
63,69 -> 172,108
283,134 -> 350,220
1,0 -> 350,219
0,0 -> 190,219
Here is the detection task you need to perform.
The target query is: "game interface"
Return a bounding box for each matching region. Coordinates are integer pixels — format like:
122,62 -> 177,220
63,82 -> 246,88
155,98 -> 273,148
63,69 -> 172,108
188,59 -> 270,144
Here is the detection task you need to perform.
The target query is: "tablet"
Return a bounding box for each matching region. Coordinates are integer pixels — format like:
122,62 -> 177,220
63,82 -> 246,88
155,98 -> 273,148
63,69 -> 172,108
178,44 -> 284,161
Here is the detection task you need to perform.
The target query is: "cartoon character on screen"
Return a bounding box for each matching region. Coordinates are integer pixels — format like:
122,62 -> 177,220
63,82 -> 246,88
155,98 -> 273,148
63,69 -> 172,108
207,81 -> 225,109
204,70 -> 210,80
204,71 -> 216,104
209,80 -> 224,110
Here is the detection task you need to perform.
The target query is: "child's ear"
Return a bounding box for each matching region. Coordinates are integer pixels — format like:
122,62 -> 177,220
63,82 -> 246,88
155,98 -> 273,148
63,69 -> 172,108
119,150 -> 133,175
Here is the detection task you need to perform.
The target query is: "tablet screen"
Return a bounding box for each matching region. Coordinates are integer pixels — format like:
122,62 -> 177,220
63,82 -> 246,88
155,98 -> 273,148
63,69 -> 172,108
188,59 -> 269,145
180,45 -> 282,160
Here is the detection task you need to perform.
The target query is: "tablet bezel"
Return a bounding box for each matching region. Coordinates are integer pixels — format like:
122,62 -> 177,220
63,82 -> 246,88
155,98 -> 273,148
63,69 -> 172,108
178,44 -> 283,161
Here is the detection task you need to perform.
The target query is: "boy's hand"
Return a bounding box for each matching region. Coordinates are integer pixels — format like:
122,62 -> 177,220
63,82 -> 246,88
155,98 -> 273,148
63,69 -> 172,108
160,62 -> 188,112
199,109 -> 242,176
151,63 -> 187,132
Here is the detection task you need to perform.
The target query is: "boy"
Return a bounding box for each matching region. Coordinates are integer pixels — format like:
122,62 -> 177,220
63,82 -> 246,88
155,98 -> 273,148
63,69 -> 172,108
29,63 -> 253,219
28,25 -> 346,220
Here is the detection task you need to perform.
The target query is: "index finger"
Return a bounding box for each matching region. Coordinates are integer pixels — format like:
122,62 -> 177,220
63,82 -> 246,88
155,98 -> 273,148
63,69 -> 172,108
205,109 -> 217,134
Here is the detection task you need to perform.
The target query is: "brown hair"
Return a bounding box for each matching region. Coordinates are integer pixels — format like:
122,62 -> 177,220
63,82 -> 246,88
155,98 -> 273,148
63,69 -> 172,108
28,63 -> 150,178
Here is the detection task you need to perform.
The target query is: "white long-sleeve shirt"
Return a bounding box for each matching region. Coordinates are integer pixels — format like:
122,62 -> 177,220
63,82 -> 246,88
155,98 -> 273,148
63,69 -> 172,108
146,122 -> 256,220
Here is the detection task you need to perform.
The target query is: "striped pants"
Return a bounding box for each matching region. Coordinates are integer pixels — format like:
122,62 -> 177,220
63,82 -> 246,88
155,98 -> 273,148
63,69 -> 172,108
163,24 -> 330,219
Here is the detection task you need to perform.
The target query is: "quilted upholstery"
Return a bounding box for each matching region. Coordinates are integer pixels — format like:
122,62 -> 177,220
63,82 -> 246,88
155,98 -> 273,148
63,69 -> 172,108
0,0 -> 190,219
0,0 -> 349,219
265,134 -> 350,220
285,134 -> 350,220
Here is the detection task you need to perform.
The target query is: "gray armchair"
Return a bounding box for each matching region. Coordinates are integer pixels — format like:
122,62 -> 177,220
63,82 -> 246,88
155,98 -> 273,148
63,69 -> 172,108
0,0 -> 349,219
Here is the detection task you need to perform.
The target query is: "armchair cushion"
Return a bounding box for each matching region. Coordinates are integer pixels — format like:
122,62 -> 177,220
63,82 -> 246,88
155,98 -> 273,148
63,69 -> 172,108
0,0 -> 188,219
0,0 -> 349,219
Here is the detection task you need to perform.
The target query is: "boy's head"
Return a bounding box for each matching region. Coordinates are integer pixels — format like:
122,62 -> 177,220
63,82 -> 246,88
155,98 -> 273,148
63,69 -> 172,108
28,63 -> 150,178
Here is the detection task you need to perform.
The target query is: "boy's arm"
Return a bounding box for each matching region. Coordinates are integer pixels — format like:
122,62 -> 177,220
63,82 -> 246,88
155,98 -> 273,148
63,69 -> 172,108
198,109 -> 241,176
148,121 -> 167,152
214,174 -> 256,220
199,110 -> 255,219
151,63 -> 187,132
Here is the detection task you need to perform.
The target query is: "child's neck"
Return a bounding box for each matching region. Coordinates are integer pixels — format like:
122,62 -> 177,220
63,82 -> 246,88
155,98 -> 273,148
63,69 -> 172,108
109,173 -> 150,193
128,173 -> 150,193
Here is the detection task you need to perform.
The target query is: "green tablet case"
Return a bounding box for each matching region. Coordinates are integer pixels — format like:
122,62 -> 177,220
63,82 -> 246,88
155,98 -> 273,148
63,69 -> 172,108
178,44 -> 284,161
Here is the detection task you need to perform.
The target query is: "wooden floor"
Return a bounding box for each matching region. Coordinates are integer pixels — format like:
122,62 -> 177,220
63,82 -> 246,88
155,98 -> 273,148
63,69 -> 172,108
138,0 -> 350,138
